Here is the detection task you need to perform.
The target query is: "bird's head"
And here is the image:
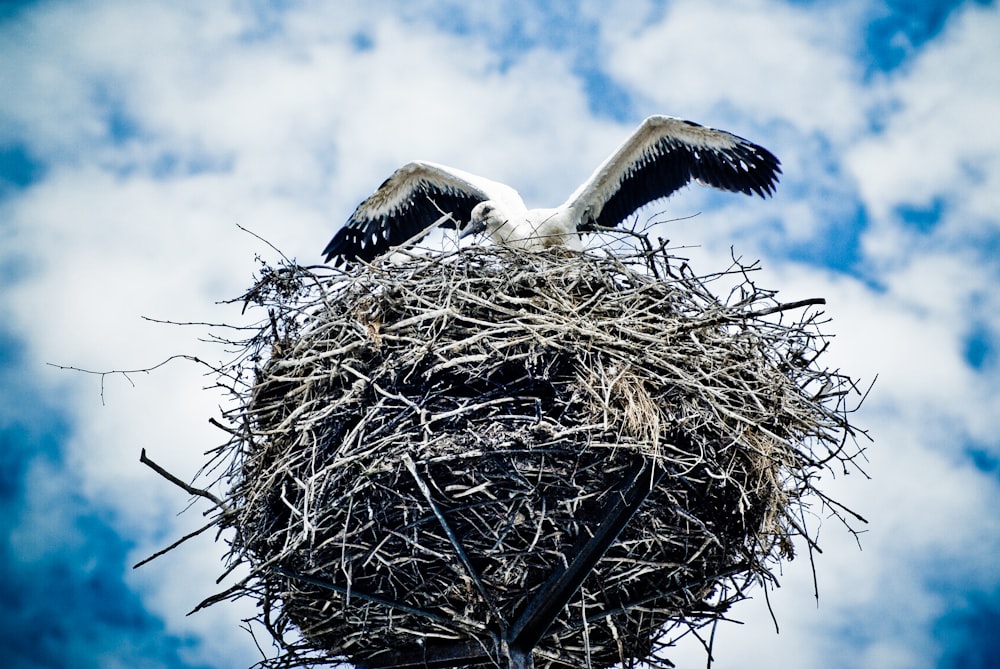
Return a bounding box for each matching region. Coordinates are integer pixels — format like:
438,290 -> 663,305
463,201 -> 501,239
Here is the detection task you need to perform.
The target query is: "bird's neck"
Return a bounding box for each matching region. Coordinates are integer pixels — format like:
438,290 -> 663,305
487,208 -> 578,250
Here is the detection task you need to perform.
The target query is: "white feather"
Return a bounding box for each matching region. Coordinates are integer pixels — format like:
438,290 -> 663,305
323,116 -> 780,263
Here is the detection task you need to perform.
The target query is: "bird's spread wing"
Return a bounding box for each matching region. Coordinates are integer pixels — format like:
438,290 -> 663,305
323,161 -> 522,263
566,116 -> 781,231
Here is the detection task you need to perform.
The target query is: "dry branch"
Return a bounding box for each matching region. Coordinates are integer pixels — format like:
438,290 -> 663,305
147,239 -> 868,669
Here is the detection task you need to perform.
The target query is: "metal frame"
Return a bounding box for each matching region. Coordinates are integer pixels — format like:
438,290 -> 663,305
282,456 -> 665,669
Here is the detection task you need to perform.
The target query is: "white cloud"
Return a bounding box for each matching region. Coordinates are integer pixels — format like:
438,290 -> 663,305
846,2 -> 1000,257
601,0 -> 869,137
1,3 -> 602,663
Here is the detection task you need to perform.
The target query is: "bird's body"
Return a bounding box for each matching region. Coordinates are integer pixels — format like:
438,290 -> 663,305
470,203 -> 583,252
323,115 -> 780,263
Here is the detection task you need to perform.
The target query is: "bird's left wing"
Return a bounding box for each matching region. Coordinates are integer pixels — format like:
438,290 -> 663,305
565,115 -> 781,231
322,161 -> 520,263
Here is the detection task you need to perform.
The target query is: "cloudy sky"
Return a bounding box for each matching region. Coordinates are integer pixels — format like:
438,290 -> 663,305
2,0 -> 999,667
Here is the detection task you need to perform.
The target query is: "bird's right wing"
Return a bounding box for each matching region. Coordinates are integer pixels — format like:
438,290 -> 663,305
323,161 -> 521,263
565,116 -> 781,231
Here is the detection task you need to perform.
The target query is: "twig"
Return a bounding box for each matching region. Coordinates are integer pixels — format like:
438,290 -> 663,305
133,518 -> 219,568
47,355 -> 209,405
139,448 -> 230,513
148,237 -> 870,669
401,453 -> 501,623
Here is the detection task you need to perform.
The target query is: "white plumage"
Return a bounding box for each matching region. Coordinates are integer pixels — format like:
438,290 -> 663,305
323,115 -> 780,263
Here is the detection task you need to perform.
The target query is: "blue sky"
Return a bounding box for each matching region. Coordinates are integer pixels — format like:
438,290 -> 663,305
1,1 -> 999,667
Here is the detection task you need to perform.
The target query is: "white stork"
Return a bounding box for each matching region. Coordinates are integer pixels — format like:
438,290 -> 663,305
322,115 -> 780,263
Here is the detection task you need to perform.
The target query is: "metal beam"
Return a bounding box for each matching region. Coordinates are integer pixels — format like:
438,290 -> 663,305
505,456 -> 666,656
286,455 -> 667,669
357,640 -> 494,669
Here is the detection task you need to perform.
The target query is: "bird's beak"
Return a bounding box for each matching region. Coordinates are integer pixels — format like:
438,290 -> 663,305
461,220 -> 486,239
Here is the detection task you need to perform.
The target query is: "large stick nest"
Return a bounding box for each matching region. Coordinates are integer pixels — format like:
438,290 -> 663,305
192,239 -> 867,669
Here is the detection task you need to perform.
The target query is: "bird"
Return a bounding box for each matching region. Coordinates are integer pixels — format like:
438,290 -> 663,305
322,115 -> 780,264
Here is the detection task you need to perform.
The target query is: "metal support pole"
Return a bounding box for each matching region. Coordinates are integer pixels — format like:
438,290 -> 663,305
340,455 -> 666,669
504,456 -> 666,659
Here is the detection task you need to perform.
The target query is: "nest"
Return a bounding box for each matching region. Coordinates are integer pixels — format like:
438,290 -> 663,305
177,239 -> 867,669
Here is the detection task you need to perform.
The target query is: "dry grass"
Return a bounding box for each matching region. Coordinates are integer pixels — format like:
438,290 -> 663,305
169,238 -> 867,669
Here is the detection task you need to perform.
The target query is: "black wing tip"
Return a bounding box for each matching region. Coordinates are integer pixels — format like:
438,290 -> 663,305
322,234 -> 355,265
756,152 -> 782,199
323,187 -> 486,264
725,139 -> 782,200
321,241 -> 349,265
322,218 -> 390,265
752,136 -> 782,194
685,119 -> 782,200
